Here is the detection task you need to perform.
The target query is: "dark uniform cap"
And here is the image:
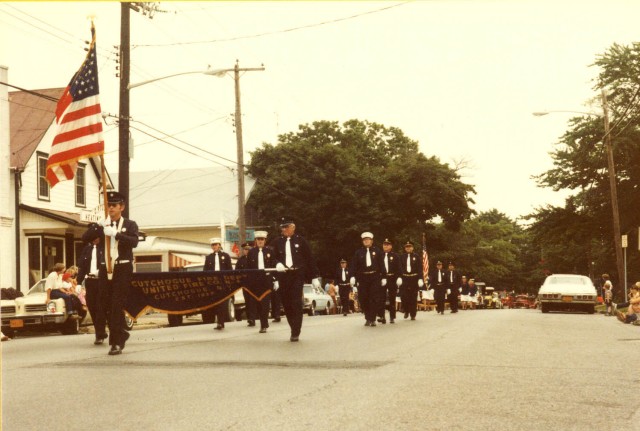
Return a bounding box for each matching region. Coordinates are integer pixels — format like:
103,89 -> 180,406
436,260 -> 443,265
279,216 -> 295,227
448,261 -> 455,266
241,242 -> 250,248
339,258 -> 347,263
383,238 -> 393,244
107,191 -> 126,204
404,240 -> 414,247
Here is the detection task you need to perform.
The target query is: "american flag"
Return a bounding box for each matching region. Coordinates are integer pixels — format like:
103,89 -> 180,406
46,23 -> 104,187
422,234 -> 429,283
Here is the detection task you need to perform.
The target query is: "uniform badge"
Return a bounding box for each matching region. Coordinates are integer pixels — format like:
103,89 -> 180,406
122,228 -> 127,232
221,256 -> 226,260
390,256 -> 394,261
295,244 -> 299,248
267,254 -> 271,258
372,252 -> 376,256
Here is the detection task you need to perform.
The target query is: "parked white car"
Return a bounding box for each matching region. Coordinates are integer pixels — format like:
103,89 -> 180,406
303,284 -> 332,316
538,274 -> 597,314
1,280 -> 134,337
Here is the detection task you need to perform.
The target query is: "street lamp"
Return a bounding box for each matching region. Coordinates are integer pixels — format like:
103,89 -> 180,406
533,89 -> 624,292
126,62 -> 265,248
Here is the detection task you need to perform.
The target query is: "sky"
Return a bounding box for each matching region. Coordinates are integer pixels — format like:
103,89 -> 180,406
2,0 -> 639,221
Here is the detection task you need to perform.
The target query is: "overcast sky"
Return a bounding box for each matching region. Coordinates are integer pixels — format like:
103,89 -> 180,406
2,1 -> 639,221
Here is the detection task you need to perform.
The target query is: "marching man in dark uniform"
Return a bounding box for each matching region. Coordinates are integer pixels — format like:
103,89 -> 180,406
350,232 -> 384,327
246,231 -> 278,333
273,217 -> 321,342
429,260 -> 447,315
83,191 -> 139,356
400,241 -> 425,320
335,258 -> 352,316
204,237 -> 233,330
236,242 -> 257,327
379,238 -> 401,324
445,261 -> 461,313
77,228 -> 107,345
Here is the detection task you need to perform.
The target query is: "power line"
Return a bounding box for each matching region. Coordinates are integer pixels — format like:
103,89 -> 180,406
133,2 -> 412,48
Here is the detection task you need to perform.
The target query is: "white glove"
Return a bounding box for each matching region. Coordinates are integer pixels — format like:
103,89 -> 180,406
396,277 -> 403,287
103,226 -> 117,238
100,218 -> 110,227
350,277 -> 356,287
276,263 -> 286,272
312,278 -> 321,289
447,289 -> 451,295
273,281 -> 279,291
418,279 -> 424,288
381,278 -> 387,287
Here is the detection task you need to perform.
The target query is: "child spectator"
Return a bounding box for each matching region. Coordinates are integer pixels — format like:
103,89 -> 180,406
616,284 -> 640,324
603,281 -> 613,316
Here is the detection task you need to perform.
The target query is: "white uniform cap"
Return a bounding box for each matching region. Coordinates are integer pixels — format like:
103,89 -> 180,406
254,231 -> 268,239
209,237 -> 222,245
361,232 -> 373,239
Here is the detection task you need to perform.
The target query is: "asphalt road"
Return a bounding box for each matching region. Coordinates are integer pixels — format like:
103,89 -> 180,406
2,309 -> 639,431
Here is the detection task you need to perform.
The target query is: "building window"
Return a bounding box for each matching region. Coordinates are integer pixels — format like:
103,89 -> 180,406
135,255 -> 163,273
27,237 -> 42,287
37,153 -> 50,201
75,164 -> 86,207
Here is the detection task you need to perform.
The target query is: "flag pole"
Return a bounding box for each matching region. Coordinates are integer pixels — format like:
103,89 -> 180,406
100,155 -> 112,274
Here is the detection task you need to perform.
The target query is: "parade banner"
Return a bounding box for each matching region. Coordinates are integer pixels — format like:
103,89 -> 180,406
125,269 -> 275,319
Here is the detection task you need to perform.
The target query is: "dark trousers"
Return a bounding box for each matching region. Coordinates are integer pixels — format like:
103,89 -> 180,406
338,284 -> 351,314
256,295 -> 271,329
279,271 -> 304,336
243,289 -> 257,323
215,300 -> 229,326
434,284 -> 446,313
401,275 -> 419,318
50,289 -> 75,313
358,273 -> 381,322
379,283 -> 398,320
448,287 -> 459,312
271,288 -> 282,319
101,262 -> 132,348
85,277 -> 108,338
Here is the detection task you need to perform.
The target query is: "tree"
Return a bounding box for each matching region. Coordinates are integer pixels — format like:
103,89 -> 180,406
528,42 -> 640,291
246,119 -> 475,276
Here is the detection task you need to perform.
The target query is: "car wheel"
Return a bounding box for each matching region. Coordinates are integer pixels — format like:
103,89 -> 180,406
541,303 -> 549,313
168,314 -> 184,327
324,302 -> 330,315
227,298 -> 235,322
60,317 -> 79,335
2,328 -> 15,339
308,301 -> 316,316
125,315 -> 134,331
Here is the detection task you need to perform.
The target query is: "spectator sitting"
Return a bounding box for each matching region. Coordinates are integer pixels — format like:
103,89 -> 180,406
616,283 -> 640,324
45,263 -> 77,316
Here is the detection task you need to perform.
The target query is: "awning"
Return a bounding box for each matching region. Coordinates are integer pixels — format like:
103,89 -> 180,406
169,253 -> 205,268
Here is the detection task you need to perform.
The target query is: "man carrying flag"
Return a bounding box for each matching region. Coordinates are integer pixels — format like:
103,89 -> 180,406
46,22 -> 104,187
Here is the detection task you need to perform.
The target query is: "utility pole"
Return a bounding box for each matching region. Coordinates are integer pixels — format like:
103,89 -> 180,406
118,2 -> 162,217
601,89 -> 624,291
118,2 -> 130,217
233,60 -> 265,247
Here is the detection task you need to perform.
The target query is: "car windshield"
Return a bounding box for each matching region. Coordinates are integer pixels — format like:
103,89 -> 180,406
303,285 -> 313,294
28,280 -> 46,295
547,276 -> 588,285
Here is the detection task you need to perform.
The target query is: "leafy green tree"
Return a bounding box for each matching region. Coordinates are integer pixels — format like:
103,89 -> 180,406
528,42 -> 640,290
246,119 -> 475,276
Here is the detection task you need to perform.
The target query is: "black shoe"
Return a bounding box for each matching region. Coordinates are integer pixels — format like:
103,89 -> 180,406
364,321 -> 371,327
259,328 -> 267,333
404,313 -> 409,319
371,321 -> 377,327
94,333 -> 108,345
214,324 -> 224,330
290,335 -> 299,342
273,318 -> 281,323
247,320 -> 256,327
343,313 -> 347,316
108,345 -> 122,356
390,319 -> 395,324
411,316 -> 416,321
377,317 -> 383,323
380,318 -> 386,324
